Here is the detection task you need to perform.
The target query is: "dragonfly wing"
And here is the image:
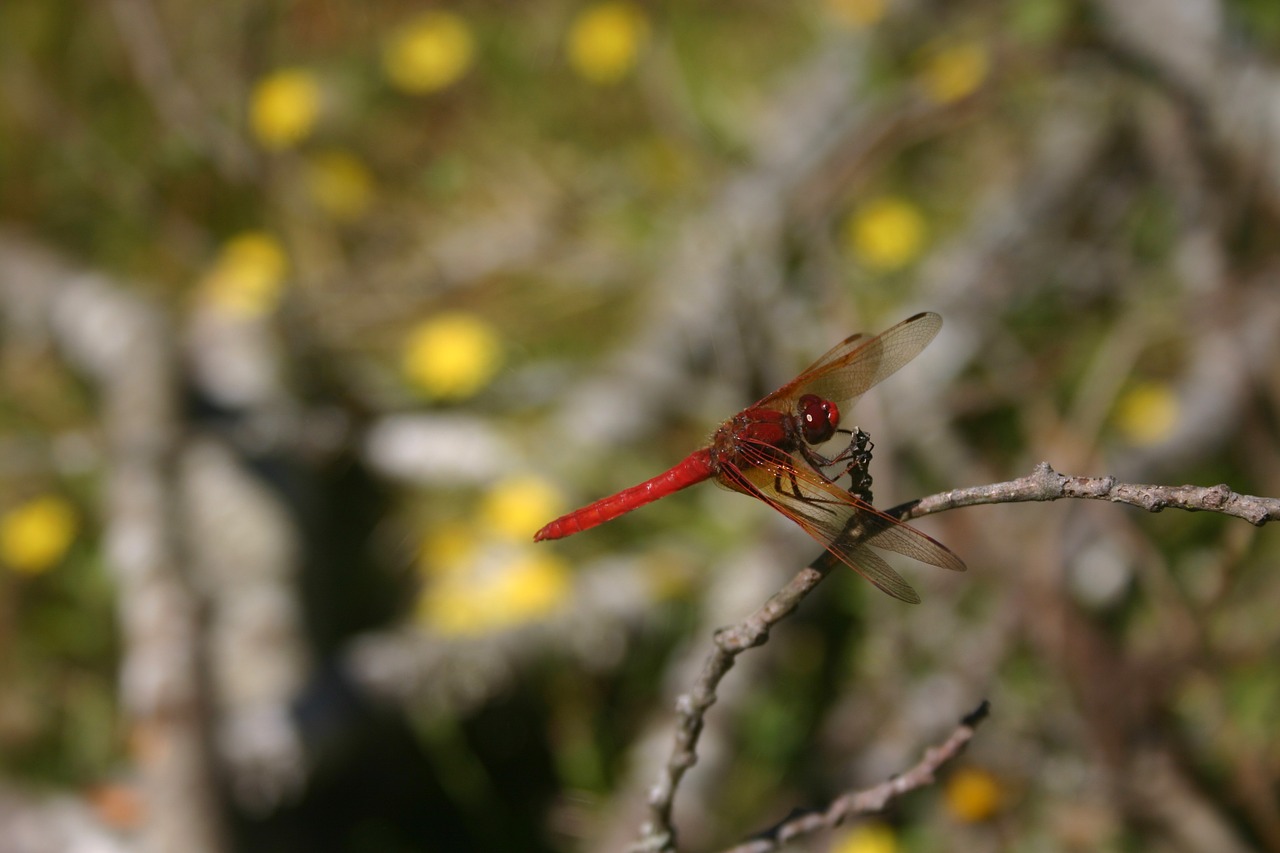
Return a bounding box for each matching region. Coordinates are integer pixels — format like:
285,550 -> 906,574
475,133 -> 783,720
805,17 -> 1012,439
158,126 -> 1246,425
837,544 -> 922,604
758,312 -> 942,412
855,507 -> 966,572
718,441 -> 963,601
801,332 -> 868,377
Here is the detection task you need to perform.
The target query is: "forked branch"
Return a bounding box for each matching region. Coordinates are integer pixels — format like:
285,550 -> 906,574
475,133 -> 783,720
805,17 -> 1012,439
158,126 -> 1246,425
635,462 -> 1278,852
721,702 -> 990,853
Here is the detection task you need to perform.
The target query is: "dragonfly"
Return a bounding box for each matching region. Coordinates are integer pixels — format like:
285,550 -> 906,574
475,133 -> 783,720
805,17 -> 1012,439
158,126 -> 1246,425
534,312 -> 965,603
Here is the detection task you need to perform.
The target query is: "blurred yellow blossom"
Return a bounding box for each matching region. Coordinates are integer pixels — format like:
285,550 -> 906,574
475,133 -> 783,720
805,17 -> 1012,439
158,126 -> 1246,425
419,579 -> 482,633
846,196 -> 926,271
1114,381 -> 1180,446
418,521 -> 480,577
383,11 -> 475,94
918,38 -> 989,104
493,552 -> 571,620
402,312 -> 503,400
420,550 -> 571,635
480,476 -> 564,541
198,231 -> 289,317
1,495 -> 77,575
305,149 -> 374,221
832,822 -> 898,853
566,2 -> 649,85
250,68 -> 322,150
824,0 -> 886,28
945,766 -> 1005,822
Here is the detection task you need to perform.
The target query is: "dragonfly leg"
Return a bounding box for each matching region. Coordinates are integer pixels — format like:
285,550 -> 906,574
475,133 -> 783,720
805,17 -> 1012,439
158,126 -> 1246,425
842,428 -> 874,505
773,468 -> 807,501
770,465 -> 841,518
805,428 -> 874,505
757,438 -> 870,516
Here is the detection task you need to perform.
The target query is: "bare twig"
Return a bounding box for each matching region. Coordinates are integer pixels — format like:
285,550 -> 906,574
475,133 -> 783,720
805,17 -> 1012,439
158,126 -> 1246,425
636,462 -> 1278,851
720,702 -> 991,853
634,562 -> 841,852
897,461 -> 1280,527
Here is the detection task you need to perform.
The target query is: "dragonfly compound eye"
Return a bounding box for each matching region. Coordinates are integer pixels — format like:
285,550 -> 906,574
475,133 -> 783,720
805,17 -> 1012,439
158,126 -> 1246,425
798,394 -> 839,444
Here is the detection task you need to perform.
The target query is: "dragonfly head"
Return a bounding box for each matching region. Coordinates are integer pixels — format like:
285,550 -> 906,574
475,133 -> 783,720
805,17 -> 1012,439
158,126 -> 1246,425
798,394 -> 839,445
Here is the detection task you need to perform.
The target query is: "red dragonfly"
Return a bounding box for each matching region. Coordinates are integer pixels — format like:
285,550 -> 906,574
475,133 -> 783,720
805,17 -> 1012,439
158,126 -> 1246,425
534,312 -> 965,602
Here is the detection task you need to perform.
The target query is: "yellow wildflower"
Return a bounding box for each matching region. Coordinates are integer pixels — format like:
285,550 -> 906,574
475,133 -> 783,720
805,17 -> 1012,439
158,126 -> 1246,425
566,2 -> 650,85
401,312 -> 503,400
491,552 -> 571,623
480,476 -> 564,541
832,822 -> 898,853
198,231 -> 289,317
419,577 -> 484,634
383,11 -> 475,94
824,0 -> 886,28
918,38 -> 989,104
1114,381 -> 1180,446
418,521 -> 480,577
1,495 -> 77,575
944,766 -> 1004,822
249,68 -> 322,150
846,196 -> 926,271
305,149 -> 374,221
419,550 -> 571,635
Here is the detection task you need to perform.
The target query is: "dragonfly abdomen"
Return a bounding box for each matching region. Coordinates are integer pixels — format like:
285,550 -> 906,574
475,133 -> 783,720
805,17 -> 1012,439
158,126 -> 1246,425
533,449 -> 716,541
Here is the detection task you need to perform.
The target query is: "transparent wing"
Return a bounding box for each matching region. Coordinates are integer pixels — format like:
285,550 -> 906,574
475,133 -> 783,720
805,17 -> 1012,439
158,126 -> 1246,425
716,437 -> 964,603
756,312 -> 942,413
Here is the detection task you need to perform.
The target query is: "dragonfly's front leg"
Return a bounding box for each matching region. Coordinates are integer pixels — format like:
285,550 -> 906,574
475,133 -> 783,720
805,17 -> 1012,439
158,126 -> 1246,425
840,428 -> 874,505
803,428 -> 874,504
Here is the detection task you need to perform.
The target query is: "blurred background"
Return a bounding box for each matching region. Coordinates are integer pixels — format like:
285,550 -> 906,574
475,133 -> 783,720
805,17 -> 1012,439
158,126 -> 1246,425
3,0 -> 1280,851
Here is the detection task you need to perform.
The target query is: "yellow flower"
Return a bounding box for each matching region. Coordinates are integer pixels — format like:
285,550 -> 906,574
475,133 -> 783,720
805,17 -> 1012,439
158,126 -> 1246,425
918,39 -> 989,104
383,11 -> 475,94
566,2 -> 650,85
846,196 -> 926,271
824,0 -> 886,28
832,822 -> 898,853
1,495 -> 77,575
480,476 -> 564,541
401,312 -> 503,400
418,521 -> 480,577
944,766 -> 1004,822
491,552 -> 571,623
419,550 -> 571,635
198,231 -> 289,317
305,149 -> 374,221
419,577 -> 484,634
249,68 -> 322,150
1114,381 -> 1180,446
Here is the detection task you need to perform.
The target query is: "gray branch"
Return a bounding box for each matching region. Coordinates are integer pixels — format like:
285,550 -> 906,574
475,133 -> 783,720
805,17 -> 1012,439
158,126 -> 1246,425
636,462 -> 1278,851
903,462 -> 1280,528
719,703 -> 990,853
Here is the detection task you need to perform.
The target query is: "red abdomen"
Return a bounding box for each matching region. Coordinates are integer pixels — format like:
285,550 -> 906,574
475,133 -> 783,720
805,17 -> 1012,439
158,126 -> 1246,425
533,449 -> 715,541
